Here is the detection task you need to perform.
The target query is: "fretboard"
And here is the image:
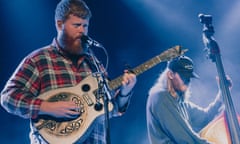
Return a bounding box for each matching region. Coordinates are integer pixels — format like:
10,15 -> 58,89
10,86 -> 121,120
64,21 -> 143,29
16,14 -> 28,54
107,45 -> 185,90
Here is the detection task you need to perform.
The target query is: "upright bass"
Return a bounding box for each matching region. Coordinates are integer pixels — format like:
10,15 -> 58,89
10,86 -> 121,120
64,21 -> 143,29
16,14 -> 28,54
198,14 -> 240,144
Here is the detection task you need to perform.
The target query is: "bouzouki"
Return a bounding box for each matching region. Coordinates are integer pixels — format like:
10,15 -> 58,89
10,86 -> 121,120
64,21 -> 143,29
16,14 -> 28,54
33,45 -> 187,144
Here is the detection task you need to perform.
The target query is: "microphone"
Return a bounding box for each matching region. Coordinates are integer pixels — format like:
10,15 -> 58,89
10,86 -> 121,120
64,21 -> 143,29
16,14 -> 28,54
81,35 -> 103,47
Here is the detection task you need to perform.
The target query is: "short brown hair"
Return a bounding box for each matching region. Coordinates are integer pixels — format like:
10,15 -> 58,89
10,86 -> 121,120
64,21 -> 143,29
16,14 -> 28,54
55,0 -> 92,22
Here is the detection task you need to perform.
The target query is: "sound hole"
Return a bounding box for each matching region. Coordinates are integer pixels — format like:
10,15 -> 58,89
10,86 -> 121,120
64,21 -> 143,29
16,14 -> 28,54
82,84 -> 90,92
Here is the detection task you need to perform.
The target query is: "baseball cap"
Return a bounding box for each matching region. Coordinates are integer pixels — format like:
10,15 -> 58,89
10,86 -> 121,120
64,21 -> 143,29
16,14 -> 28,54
168,55 -> 199,79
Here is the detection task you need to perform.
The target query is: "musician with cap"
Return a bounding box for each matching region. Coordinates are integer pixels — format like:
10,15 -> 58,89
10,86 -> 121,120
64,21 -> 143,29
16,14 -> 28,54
146,55 -> 225,144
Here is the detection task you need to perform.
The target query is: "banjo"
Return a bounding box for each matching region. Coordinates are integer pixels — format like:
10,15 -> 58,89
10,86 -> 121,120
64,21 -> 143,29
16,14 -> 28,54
33,45 -> 187,143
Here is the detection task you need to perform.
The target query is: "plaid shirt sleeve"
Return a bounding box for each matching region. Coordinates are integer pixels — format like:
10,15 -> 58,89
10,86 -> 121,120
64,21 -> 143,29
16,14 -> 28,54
1,57 -> 43,119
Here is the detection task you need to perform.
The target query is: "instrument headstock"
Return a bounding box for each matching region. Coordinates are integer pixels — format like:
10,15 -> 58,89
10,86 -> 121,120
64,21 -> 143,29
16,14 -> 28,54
199,14 -> 220,62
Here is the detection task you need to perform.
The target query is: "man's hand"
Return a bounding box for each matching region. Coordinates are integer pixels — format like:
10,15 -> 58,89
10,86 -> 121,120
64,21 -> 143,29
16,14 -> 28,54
39,101 -> 81,119
120,70 -> 137,96
216,75 -> 232,90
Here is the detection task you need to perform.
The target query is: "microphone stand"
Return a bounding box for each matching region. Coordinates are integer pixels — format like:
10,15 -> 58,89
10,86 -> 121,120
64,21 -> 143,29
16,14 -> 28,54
87,46 -> 112,144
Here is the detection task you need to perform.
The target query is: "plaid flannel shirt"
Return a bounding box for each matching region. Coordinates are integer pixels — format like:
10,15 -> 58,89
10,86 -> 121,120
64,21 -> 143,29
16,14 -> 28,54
1,39 -> 130,144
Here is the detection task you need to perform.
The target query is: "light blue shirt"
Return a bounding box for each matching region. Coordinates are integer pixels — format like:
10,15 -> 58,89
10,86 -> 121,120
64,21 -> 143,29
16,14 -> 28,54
146,91 -> 223,144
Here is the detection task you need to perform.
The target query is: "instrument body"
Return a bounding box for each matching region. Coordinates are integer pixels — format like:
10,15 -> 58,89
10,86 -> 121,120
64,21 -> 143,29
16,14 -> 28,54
33,46 -> 186,143
201,114 -> 240,144
34,74 -> 113,143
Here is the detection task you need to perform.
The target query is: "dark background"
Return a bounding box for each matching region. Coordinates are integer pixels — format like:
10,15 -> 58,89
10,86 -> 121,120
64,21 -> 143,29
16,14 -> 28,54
0,0 -> 240,143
